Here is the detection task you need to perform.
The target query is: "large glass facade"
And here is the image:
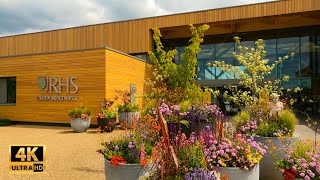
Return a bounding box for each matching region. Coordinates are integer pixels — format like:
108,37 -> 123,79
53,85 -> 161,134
161,25 -> 320,113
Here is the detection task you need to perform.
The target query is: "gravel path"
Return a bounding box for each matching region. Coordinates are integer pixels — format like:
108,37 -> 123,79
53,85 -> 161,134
0,124 -> 319,180
0,125 -> 126,180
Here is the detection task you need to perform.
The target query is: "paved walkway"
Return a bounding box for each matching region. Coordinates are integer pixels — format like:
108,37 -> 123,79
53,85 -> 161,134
0,124 -> 319,180
0,125 -> 126,180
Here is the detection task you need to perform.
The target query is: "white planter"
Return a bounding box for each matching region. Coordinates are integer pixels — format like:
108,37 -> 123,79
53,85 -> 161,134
70,118 -> 91,133
220,164 -> 259,180
104,159 -> 148,180
118,112 -> 139,128
254,136 -> 297,180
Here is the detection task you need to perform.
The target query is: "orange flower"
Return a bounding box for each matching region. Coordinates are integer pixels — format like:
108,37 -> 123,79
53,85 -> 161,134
140,159 -> 148,166
272,146 -> 277,150
221,174 -> 229,180
110,156 -> 126,166
81,114 -> 88,119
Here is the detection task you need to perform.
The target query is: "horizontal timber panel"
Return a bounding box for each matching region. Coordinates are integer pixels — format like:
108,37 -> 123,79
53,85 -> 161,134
0,0 -> 319,56
105,49 -> 151,108
0,49 -> 106,124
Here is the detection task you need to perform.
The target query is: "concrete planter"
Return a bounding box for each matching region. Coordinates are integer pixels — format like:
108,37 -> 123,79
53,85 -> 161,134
104,159 -> 148,180
70,118 -> 91,133
118,112 -> 139,128
254,136 -> 297,180
220,164 -> 259,180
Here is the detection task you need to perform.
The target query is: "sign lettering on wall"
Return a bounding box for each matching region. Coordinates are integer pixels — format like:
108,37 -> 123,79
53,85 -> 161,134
36,76 -> 78,101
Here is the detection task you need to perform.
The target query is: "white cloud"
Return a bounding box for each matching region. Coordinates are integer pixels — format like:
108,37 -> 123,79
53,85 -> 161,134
0,0 -> 276,37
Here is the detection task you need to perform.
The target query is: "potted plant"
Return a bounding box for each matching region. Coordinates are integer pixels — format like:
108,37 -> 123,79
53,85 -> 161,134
210,37 -> 301,180
205,130 -> 266,180
96,97 -> 118,133
276,139 -> 320,180
116,90 -> 140,128
68,106 -> 91,133
97,115 -> 160,180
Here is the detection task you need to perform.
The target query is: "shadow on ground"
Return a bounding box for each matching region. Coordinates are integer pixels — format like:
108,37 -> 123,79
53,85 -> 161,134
73,167 -> 104,173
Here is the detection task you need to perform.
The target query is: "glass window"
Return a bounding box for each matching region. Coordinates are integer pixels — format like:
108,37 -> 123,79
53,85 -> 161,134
0,77 -> 16,104
215,42 -> 235,79
277,37 -> 301,89
264,39 -> 277,78
197,44 -> 215,80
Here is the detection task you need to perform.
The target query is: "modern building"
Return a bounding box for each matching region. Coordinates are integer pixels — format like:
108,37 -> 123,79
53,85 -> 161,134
0,0 -> 320,123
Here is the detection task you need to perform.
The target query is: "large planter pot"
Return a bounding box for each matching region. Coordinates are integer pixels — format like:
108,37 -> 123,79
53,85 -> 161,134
70,118 -> 91,133
254,136 -> 297,180
220,164 -> 259,180
104,159 -> 148,180
97,117 -> 115,132
118,112 -> 139,128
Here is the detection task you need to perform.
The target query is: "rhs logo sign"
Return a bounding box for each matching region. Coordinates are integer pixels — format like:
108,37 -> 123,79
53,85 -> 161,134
36,76 -> 78,101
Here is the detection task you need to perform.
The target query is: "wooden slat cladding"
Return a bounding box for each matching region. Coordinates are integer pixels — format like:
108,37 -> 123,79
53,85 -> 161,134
0,48 -> 150,124
0,0 -> 319,56
105,49 -> 151,107
0,49 -> 106,123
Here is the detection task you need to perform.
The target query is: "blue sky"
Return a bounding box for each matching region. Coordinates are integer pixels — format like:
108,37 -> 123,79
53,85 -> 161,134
0,0 -> 276,37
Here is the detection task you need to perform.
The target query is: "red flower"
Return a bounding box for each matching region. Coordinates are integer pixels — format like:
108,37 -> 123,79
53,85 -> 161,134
110,156 -> 126,166
282,169 -> 297,180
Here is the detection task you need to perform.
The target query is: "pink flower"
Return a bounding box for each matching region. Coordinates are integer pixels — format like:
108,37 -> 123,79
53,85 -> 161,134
300,172 -> 305,177
309,162 -> 316,167
304,175 -> 310,180
292,166 -> 297,171
231,152 -> 236,157
301,163 -> 308,169
218,160 -> 223,165
316,165 -> 320,173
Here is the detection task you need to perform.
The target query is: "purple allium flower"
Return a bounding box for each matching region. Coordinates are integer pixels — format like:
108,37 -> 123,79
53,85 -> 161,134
114,145 -> 119,151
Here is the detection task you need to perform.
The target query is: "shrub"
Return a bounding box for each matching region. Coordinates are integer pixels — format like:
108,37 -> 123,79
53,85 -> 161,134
179,100 -> 192,113
0,119 -> 12,126
118,103 -> 139,113
278,109 -> 297,136
232,111 -> 250,128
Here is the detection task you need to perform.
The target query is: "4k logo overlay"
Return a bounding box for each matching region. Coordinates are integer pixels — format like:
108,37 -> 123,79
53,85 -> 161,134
9,145 -> 46,173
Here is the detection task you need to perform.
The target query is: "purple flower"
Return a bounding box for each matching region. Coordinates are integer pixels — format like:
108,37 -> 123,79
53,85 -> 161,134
300,172 -> 305,177
284,155 -> 291,159
114,145 -> 119,151
316,165 -> 320,173
172,105 -> 180,111
128,142 -> 134,148
126,134 -> 131,138
205,125 -> 210,130
258,112 -> 262,116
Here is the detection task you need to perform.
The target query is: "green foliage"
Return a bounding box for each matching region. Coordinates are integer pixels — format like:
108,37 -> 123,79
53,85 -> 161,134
118,103 -> 139,113
0,119 -> 12,126
146,24 -> 210,103
101,108 -> 117,119
68,107 -> 91,118
278,109 -> 297,136
232,111 -> 250,128
256,121 -> 282,137
178,141 -> 206,171
179,100 -> 192,112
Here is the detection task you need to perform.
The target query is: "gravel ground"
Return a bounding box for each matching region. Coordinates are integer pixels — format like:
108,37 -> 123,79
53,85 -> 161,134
0,125 -> 126,180
0,124 -> 319,180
